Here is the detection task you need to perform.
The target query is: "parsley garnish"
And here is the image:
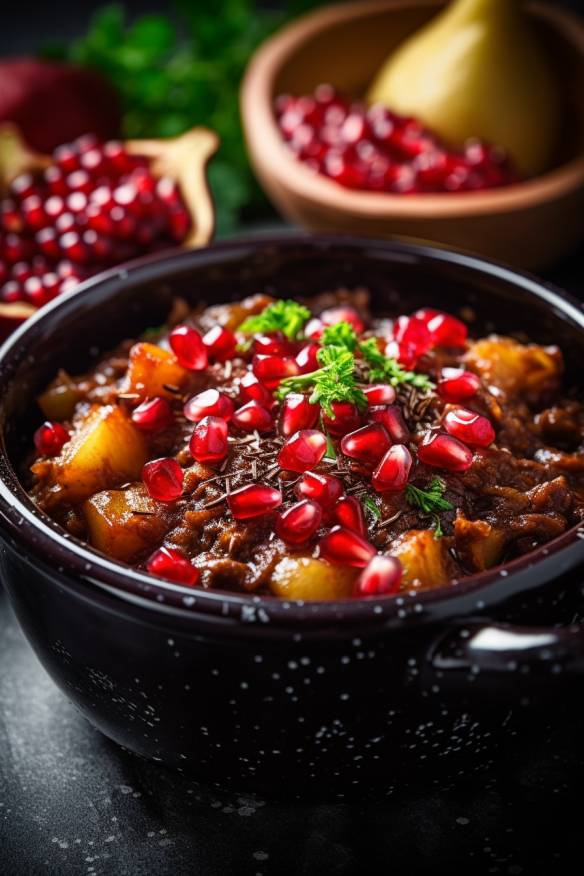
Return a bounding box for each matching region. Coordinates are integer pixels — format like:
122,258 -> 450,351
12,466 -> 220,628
238,300 -> 310,340
405,477 -> 453,540
321,321 -> 358,351
320,321 -> 434,393
275,346 -> 368,418
359,338 -> 435,392
362,494 -> 381,521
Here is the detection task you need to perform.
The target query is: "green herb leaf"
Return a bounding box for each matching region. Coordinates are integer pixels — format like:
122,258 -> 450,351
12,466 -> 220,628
361,494 -> 381,521
275,346 -> 367,418
359,338 -> 435,392
405,476 -> 453,515
238,300 -> 310,340
324,433 -> 337,461
321,321 -> 358,352
141,324 -> 167,340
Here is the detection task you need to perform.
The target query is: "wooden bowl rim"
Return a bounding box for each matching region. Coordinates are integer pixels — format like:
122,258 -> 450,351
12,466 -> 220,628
241,0 -> 584,219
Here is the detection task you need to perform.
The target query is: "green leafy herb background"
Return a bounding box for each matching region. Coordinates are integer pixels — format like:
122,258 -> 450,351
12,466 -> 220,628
43,1 -> 325,234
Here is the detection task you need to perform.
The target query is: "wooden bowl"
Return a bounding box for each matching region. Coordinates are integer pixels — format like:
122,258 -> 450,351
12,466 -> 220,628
0,125 -> 218,337
241,0 -> 584,270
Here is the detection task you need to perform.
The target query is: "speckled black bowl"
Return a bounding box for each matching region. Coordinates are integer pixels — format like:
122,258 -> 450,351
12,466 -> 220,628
1,235 -> 584,799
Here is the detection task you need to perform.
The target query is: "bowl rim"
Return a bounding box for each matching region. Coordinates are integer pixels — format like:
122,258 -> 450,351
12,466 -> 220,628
1,232 -> 584,632
240,0 -> 584,219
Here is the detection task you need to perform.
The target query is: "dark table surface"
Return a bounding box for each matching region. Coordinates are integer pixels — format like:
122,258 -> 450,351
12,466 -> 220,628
0,239 -> 583,876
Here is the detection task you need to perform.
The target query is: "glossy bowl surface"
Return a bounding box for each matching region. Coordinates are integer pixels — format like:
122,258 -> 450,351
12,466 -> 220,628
241,0 -> 584,269
1,234 -> 584,797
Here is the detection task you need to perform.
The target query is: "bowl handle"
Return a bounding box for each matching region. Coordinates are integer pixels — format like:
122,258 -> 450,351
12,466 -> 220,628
429,620 -> 584,680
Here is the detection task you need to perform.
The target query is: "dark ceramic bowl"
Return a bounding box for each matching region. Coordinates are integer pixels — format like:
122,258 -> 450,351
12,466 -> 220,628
1,235 -> 584,800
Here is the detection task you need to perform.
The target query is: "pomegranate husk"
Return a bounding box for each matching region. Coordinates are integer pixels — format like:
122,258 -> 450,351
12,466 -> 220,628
0,123 -> 219,340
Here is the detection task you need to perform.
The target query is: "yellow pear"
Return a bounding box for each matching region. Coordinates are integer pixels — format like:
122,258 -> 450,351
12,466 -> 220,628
367,0 -> 560,177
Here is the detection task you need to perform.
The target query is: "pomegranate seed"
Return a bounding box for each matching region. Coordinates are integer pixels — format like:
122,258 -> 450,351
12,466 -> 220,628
54,143 -> 79,172
169,325 -> 208,371
294,471 -> 344,506
66,170 -> 92,194
1,280 -> 23,303
231,401 -> 273,432
21,195 -> 46,230
36,227 -> 60,259
239,371 -> 273,407
189,416 -> 229,464
24,276 -> 51,307
0,200 -> 23,233
183,389 -> 234,423
393,315 -> 432,368
363,384 -> 396,405
418,431 -> 474,472
437,368 -> 481,403
276,499 -> 323,545
320,305 -> 364,334
44,166 -> 68,196
295,343 -> 320,373
426,312 -> 467,348
319,526 -> 376,568
322,401 -> 361,437
253,331 -> 296,357
142,457 -> 183,502
367,404 -> 410,443
280,393 -> 319,437
341,423 -> 391,466
59,231 -> 89,263
443,408 -> 495,447
332,495 -> 366,536
355,555 -> 402,597
228,484 -> 282,520
10,173 -> 35,200
146,546 -> 199,586
202,325 -> 237,362
34,421 -> 69,456
253,354 -> 299,390
372,444 -> 412,492
3,233 -> 30,263
278,429 -> 327,472
131,397 -> 173,431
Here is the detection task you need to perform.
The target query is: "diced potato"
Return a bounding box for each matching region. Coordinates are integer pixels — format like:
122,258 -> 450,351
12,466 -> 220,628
38,370 -> 81,420
83,484 -> 170,561
464,335 -> 562,399
36,405 -> 147,506
203,294 -> 274,332
390,530 -> 449,589
270,556 -> 357,600
454,517 -> 506,572
122,342 -> 188,399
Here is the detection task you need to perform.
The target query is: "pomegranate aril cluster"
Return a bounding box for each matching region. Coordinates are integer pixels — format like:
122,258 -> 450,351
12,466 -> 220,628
1,134 -> 191,309
275,85 -> 517,195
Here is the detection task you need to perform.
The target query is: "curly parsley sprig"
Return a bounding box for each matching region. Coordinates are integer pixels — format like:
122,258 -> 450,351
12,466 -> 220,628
358,338 -> 435,392
320,321 -> 434,392
238,300 -> 310,340
275,346 -> 368,418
